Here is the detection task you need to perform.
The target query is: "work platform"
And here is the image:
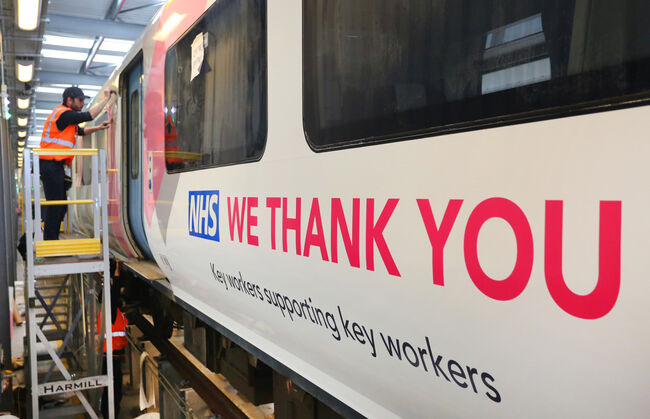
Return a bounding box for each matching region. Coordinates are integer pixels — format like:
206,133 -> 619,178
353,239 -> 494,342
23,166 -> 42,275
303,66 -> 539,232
22,148 -> 115,419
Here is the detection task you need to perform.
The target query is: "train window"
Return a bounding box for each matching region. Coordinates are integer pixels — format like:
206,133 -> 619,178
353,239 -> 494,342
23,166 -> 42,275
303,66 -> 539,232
130,90 -> 140,179
94,114 -> 107,150
303,0 -> 650,149
164,0 -> 267,172
81,114 -> 107,186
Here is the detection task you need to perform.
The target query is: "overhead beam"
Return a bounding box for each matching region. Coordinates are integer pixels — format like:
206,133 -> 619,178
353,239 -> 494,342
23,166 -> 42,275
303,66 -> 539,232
47,14 -> 145,40
82,0 -> 127,74
38,71 -> 107,86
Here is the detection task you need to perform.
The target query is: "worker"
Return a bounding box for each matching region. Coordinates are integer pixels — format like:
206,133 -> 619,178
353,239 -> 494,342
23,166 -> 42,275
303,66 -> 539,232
98,260 -> 127,418
17,86 -> 116,261
164,112 -> 183,170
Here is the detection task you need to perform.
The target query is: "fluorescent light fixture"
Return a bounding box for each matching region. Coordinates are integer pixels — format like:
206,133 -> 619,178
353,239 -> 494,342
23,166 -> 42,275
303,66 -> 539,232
481,58 -> 551,95
35,86 -> 64,94
17,97 -> 30,109
93,54 -> 124,65
78,84 -> 103,90
17,0 -> 41,31
34,109 -> 51,115
41,48 -> 88,61
43,34 -> 95,49
100,38 -> 134,53
18,131 -> 26,137
16,62 -> 33,82
27,136 -> 40,148
17,117 -> 28,126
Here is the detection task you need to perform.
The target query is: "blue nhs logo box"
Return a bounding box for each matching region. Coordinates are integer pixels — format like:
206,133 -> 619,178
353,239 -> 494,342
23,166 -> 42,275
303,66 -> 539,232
188,190 -> 220,241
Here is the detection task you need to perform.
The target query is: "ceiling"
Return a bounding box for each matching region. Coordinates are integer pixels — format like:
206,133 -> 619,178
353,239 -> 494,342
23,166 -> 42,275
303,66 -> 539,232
0,0 -> 165,164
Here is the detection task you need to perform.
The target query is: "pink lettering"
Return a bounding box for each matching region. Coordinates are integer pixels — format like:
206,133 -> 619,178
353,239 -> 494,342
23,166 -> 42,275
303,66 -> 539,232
266,197 -> 281,250
331,198 -> 360,268
247,197 -> 259,246
464,198 -> 533,301
417,199 -> 463,286
283,198 -> 301,255
545,201 -> 622,319
304,198 -> 329,261
227,197 -> 246,243
366,199 -> 401,277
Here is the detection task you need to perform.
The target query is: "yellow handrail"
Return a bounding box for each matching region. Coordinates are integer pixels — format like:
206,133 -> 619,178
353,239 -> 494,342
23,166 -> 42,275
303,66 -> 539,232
34,199 -> 94,206
34,148 -> 98,156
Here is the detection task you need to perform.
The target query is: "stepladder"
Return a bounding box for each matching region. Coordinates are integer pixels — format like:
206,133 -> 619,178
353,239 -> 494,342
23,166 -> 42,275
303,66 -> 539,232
23,148 -> 115,419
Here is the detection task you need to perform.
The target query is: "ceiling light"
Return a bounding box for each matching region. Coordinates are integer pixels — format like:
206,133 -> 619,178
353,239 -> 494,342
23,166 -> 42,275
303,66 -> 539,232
100,38 -> 134,53
27,136 -> 40,147
43,34 -> 95,49
17,0 -> 41,31
41,49 -> 88,61
16,62 -> 33,82
18,131 -> 26,137
78,85 -> 103,90
35,86 -> 64,95
17,117 -> 28,126
34,109 -> 50,114
93,54 -> 124,65
17,97 -> 30,109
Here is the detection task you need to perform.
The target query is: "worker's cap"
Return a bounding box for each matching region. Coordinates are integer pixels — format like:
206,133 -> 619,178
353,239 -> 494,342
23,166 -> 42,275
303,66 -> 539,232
62,86 -> 90,101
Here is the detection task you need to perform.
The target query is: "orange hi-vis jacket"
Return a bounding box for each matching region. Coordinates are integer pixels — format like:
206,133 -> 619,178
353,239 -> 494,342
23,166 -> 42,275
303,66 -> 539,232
40,105 -> 79,166
97,308 -> 128,352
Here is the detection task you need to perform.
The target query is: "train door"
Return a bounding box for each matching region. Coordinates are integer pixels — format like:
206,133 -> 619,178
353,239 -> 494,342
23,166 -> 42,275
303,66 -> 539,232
125,58 -> 153,259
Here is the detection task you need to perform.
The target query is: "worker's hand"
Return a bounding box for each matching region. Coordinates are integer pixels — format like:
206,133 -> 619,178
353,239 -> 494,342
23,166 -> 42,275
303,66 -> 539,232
99,120 -> 111,130
104,87 -> 117,97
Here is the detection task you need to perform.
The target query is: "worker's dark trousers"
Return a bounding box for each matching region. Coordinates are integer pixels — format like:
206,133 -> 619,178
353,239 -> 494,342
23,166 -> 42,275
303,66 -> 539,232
101,353 -> 123,418
39,159 -> 67,240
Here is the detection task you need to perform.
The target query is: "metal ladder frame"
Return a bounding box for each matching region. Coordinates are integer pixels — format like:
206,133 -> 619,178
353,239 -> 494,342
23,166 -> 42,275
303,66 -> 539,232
24,148 -> 114,419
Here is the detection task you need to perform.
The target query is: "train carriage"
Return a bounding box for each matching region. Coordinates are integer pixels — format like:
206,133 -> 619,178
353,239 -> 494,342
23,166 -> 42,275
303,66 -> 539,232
69,1 -> 650,417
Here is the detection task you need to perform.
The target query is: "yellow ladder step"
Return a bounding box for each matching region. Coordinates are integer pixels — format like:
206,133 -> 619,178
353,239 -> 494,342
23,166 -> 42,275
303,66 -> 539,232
35,239 -> 101,258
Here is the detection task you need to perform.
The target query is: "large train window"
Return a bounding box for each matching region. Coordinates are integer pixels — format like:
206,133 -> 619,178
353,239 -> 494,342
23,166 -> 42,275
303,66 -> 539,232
303,1 -> 650,149
164,0 -> 267,173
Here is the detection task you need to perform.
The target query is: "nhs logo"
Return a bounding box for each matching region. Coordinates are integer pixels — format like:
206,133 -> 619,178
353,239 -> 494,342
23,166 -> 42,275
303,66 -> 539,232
188,190 -> 220,241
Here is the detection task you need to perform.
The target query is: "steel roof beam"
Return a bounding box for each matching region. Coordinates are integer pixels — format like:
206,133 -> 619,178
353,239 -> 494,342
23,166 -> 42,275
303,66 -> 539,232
47,14 -> 145,40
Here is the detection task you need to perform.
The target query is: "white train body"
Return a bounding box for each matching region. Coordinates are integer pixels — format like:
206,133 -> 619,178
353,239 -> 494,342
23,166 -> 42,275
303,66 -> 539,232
69,0 -> 650,417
